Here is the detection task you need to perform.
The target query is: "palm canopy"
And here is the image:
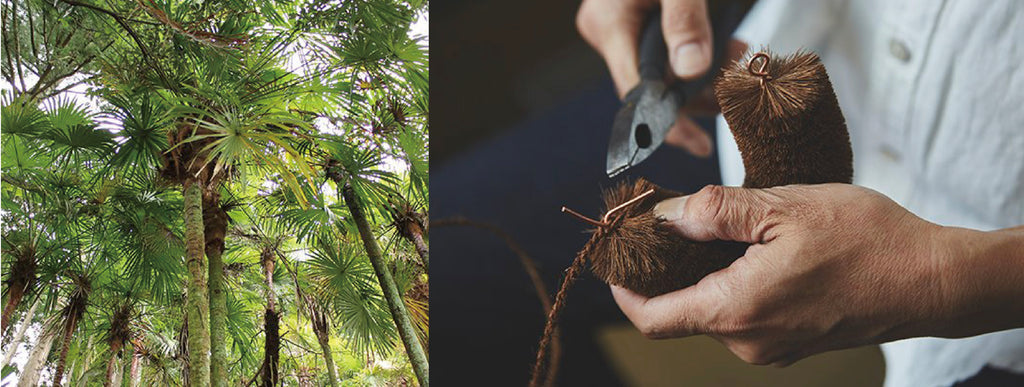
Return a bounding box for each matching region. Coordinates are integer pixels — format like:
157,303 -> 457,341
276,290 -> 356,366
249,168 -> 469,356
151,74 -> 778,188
2,0 -> 428,385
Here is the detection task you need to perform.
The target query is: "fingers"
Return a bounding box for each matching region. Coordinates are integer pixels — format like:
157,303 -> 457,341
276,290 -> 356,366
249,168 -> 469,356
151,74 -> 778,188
653,185 -> 783,243
578,0 -> 718,96
576,0 -> 657,99
661,0 -> 712,79
603,33 -> 644,100
664,115 -> 712,157
611,282 -> 724,338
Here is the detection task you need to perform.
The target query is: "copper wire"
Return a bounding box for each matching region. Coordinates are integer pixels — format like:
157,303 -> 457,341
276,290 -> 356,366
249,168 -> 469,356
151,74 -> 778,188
601,188 -> 655,224
748,52 -> 772,85
560,206 -> 605,228
561,188 -> 655,228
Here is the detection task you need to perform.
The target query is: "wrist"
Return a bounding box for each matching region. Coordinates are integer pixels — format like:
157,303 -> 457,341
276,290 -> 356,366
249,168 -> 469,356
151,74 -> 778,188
929,225 -> 1024,338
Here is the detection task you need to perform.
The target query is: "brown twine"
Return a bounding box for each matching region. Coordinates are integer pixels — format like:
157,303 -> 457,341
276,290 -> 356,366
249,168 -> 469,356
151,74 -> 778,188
528,214 -> 625,387
432,217 -> 562,386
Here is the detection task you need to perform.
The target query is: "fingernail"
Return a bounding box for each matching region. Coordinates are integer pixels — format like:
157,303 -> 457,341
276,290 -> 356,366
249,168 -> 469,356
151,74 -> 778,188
653,196 -> 688,221
673,42 -> 709,78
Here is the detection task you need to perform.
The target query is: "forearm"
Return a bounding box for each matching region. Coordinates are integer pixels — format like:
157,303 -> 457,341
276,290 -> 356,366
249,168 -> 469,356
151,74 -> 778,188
932,225 -> 1024,338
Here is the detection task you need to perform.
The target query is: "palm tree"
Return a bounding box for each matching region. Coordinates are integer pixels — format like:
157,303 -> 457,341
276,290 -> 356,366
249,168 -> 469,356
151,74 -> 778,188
323,140 -> 429,386
3,0 -> 429,385
1,100 -> 47,334
2,96 -> 110,342
1,232 -> 39,334
102,301 -> 133,386
50,272 -> 90,386
228,226 -> 287,386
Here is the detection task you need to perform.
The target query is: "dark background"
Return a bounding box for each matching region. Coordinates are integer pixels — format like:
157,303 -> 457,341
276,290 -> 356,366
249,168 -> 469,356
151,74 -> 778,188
431,0 -> 608,164
430,1 -> 724,385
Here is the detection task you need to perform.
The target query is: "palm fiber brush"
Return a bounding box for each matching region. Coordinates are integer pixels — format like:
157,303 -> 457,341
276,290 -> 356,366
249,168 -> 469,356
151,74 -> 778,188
530,50 -> 854,386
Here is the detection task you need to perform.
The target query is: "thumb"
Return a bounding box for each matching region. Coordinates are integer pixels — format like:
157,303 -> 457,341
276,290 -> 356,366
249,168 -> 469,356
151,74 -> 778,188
662,0 -> 713,79
653,185 -> 779,243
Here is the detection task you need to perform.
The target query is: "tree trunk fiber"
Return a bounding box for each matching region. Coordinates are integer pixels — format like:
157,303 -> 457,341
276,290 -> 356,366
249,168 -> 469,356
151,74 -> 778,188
342,185 -> 429,387
410,231 -> 429,271
52,313 -> 81,386
17,329 -> 55,387
204,190 -> 229,387
1,294 -> 40,367
183,179 -> 211,386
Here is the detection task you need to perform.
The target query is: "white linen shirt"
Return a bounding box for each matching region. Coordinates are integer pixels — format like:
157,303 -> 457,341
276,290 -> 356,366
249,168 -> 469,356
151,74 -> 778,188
715,0 -> 1024,386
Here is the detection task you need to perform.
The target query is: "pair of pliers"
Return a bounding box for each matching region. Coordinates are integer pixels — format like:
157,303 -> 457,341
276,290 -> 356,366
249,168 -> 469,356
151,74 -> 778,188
606,3 -> 746,177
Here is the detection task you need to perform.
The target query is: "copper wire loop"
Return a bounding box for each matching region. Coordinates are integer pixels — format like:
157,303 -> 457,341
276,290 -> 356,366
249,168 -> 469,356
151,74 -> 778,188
748,52 -> 772,85
561,189 -> 656,228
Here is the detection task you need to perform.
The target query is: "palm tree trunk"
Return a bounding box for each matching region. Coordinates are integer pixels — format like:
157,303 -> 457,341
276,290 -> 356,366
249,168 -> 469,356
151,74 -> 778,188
341,184 -> 429,387
53,289 -> 88,387
129,348 -> 142,387
204,190 -> 229,387
1,294 -> 40,367
310,305 -> 338,387
104,342 -> 123,387
260,249 -> 279,387
316,334 -> 338,387
1,283 -> 26,334
52,313 -> 81,386
260,308 -> 280,387
183,178 -> 211,386
2,251 -> 36,335
410,231 -> 429,271
18,329 -> 55,387
177,315 -> 189,384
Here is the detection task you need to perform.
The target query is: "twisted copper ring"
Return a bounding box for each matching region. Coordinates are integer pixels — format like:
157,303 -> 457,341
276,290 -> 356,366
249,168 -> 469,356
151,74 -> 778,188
748,52 -> 772,85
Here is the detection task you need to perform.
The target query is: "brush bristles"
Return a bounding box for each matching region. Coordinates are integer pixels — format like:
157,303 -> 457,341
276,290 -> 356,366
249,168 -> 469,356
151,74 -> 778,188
589,179 -> 746,297
717,50 -> 828,136
716,49 -> 853,188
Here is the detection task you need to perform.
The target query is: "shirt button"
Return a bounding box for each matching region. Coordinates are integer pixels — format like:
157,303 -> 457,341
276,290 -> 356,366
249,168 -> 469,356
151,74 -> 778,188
889,38 -> 911,62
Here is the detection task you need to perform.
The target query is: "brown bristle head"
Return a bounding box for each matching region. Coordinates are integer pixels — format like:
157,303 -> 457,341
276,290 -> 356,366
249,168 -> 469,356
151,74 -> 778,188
717,49 -> 829,135
588,179 -> 746,297
715,49 -> 853,188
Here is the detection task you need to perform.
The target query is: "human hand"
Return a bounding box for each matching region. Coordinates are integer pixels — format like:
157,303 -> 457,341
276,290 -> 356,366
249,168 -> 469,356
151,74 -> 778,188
611,184 -> 1024,366
576,0 -> 747,156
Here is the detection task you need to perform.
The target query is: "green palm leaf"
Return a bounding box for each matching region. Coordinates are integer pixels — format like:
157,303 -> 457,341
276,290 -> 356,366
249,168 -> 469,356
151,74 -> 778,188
307,239 -> 397,357
104,91 -> 172,174
1,97 -> 51,138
